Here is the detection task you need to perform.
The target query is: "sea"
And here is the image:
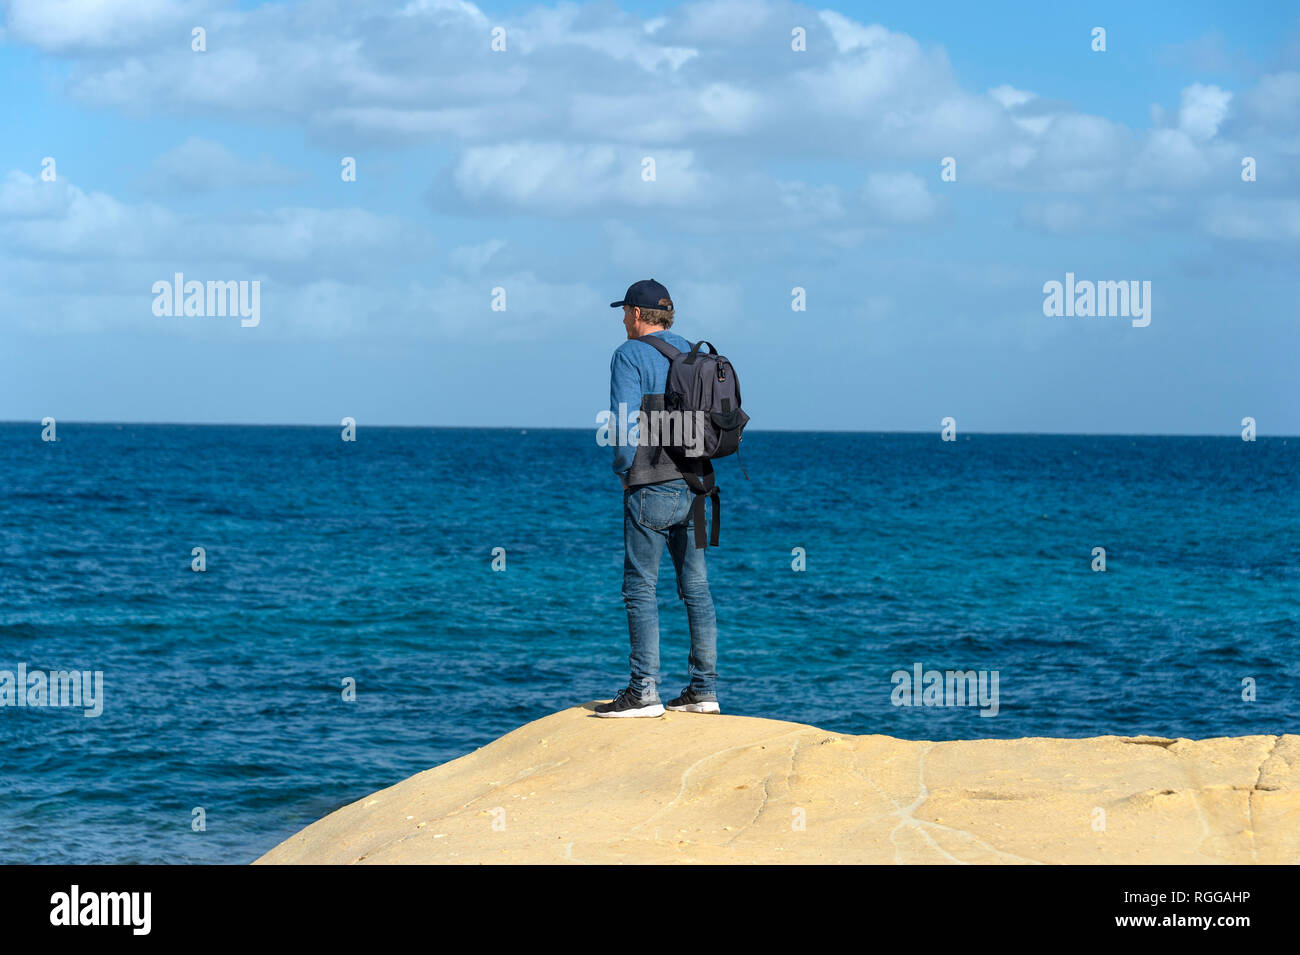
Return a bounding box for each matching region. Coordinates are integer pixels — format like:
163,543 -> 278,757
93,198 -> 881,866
1,423 -> 1296,863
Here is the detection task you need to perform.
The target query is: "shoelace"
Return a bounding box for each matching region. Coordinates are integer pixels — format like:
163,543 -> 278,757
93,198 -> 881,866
619,687 -> 652,706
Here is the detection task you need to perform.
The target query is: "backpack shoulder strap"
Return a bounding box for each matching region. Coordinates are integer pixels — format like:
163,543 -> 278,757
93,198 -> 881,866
636,335 -> 682,360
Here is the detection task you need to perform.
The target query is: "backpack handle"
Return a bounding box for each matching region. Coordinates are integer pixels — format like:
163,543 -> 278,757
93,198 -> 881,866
685,341 -> 716,364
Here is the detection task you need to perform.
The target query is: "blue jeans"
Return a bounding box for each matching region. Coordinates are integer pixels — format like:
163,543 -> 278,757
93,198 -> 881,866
622,478 -> 718,702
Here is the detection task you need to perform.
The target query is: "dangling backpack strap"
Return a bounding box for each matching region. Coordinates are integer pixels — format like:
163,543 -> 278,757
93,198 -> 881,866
701,486 -> 721,548
680,462 -> 721,549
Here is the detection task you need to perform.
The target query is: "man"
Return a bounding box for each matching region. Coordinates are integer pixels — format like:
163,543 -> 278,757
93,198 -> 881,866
594,279 -> 720,718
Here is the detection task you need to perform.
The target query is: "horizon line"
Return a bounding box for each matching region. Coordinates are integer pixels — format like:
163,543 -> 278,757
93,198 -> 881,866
4,420 -> 1294,439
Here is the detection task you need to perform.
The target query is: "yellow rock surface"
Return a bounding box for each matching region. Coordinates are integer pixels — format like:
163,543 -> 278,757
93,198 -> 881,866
255,705 -> 1300,864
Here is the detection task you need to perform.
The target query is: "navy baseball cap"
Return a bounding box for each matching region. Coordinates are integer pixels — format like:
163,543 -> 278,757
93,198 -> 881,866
610,279 -> 673,312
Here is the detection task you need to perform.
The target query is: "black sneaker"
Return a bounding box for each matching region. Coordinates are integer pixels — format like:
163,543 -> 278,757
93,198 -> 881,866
665,689 -> 720,714
593,687 -> 664,718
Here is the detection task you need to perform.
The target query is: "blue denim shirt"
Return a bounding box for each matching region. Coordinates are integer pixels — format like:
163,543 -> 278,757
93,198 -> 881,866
609,329 -> 693,475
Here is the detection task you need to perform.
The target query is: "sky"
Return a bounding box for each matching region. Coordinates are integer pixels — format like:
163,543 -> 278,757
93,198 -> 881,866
0,0 -> 1296,434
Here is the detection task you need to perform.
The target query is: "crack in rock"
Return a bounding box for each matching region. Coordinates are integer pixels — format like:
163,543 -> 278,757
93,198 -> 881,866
1247,735 -> 1281,861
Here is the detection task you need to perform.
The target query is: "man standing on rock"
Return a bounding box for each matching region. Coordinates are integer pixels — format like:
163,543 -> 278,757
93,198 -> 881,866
595,279 -> 720,719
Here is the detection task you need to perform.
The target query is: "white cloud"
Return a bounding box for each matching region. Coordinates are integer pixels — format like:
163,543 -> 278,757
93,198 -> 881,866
1128,129 -> 1215,188
451,143 -> 706,212
144,137 -> 303,192
511,2 -> 697,69
399,0 -> 489,27
989,85 -> 1036,109
449,238 -> 507,274
393,271 -> 604,342
444,141 -> 857,232
1239,71 -> 1300,133
2,0 -> 196,51
0,169 -> 436,335
817,10 -> 893,55
679,0 -> 783,42
1018,199 -> 1089,235
0,0 -> 1295,245
1179,83 -> 1232,141
862,172 -> 938,224
1202,197 -> 1300,240
0,171 -> 174,258
694,83 -> 763,134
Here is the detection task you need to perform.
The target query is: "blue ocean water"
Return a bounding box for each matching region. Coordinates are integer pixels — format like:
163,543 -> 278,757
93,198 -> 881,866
1,423 -> 1296,863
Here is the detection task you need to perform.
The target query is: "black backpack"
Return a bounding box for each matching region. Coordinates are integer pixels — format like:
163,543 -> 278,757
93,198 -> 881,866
638,336 -> 750,548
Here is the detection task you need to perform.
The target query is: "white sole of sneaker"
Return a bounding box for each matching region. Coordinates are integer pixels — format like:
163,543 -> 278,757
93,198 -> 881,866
594,703 -> 665,718
666,702 -> 721,714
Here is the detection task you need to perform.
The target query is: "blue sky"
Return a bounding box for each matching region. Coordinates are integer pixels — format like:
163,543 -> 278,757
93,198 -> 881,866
1,0 -> 1296,433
